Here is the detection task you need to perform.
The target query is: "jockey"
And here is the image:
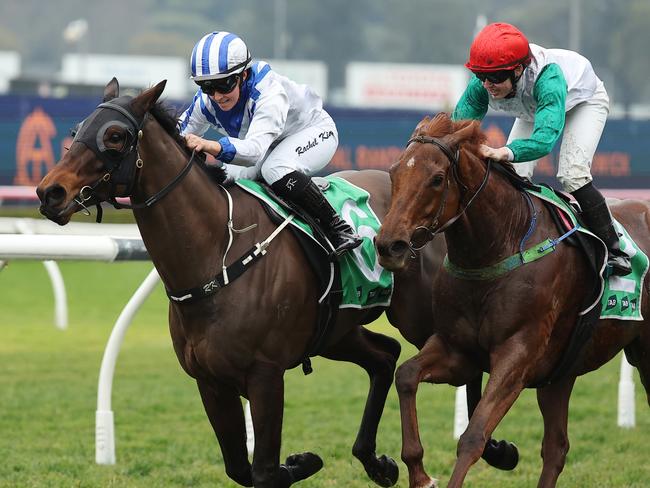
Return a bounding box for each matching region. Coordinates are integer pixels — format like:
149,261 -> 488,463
452,22 -> 631,276
178,31 -> 361,255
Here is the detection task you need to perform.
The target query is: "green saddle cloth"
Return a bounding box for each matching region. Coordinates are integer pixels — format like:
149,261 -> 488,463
528,186 -> 649,321
237,176 -> 393,309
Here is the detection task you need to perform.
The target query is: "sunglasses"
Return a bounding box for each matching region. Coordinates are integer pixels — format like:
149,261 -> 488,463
473,70 -> 513,84
196,74 -> 240,96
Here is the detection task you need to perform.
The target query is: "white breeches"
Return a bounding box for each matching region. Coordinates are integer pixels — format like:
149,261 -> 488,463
510,81 -> 609,193
223,113 -> 339,185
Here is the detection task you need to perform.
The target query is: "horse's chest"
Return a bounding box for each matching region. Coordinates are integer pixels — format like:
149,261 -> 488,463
435,290 -> 492,347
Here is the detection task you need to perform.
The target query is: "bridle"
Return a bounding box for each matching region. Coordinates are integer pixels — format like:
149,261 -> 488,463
406,135 -> 492,250
70,97 -> 196,222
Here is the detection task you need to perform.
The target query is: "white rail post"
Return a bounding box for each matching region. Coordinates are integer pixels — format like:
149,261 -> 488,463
245,400 -> 254,456
618,354 -> 636,428
96,267 -> 160,465
14,219 -> 68,329
453,385 -> 469,440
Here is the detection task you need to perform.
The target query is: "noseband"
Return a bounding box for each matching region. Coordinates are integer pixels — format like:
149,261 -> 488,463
406,135 -> 492,249
70,97 -> 196,221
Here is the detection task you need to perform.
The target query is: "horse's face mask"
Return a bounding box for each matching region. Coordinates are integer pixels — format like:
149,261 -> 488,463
72,96 -> 144,196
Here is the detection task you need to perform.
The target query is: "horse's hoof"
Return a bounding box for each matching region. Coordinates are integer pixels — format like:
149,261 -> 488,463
365,454 -> 399,487
482,439 -> 519,471
283,452 -> 323,482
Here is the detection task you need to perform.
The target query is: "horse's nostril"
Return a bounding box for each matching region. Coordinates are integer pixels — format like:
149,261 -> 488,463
376,240 -> 389,257
376,239 -> 409,258
43,185 -> 66,207
390,240 -> 409,257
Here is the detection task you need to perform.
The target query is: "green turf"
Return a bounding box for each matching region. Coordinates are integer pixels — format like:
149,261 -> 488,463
1,261 -> 649,487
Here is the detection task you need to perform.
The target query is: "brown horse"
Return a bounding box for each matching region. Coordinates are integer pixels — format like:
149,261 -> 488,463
36,78 -> 460,488
375,112 -> 650,488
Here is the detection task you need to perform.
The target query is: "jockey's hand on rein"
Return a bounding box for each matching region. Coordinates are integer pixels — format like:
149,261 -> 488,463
479,144 -> 511,162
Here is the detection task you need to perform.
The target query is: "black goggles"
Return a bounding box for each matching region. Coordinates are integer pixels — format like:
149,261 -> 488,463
196,75 -> 240,96
474,70 -> 513,84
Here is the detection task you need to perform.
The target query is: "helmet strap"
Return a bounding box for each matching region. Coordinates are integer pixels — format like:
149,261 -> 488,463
506,65 -> 525,99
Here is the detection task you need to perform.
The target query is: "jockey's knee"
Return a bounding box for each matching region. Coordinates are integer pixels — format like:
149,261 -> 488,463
261,163 -> 307,187
558,173 -> 592,194
260,164 -> 280,185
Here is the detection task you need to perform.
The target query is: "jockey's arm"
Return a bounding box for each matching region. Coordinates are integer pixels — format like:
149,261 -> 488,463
178,91 -> 212,138
507,64 -> 567,162
451,76 -> 489,121
216,86 -> 289,166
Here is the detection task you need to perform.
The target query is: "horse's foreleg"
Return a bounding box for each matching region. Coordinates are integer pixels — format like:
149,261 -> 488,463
395,334 -> 477,488
247,361 -> 323,488
536,377 -> 576,488
625,333 -> 650,407
321,327 -> 401,487
196,379 -> 253,486
246,361 -> 287,488
466,375 -> 519,470
447,345 -> 529,488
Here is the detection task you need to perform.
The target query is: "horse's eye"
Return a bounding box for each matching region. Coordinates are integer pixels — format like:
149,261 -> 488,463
70,123 -> 81,138
431,175 -> 444,187
109,132 -> 123,143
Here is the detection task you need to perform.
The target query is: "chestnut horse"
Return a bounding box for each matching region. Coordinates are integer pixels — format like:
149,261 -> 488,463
375,113 -> 650,488
37,79 -> 516,487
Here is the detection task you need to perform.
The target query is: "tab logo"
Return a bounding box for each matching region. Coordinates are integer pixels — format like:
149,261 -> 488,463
606,295 -> 617,310
621,296 -> 630,311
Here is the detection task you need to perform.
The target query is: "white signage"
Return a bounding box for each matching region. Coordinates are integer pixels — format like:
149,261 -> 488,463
0,51 -> 20,93
346,62 -> 469,110
265,59 -> 328,101
60,53 -> 189,100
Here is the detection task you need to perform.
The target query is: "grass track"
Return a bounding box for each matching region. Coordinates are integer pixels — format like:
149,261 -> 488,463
1,260 -> 649,487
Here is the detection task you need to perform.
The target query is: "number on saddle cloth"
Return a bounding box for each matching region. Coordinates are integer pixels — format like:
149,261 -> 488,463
236,176 -> 394,309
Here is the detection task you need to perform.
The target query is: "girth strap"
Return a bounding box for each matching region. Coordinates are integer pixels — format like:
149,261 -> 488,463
166,213 -> 294,303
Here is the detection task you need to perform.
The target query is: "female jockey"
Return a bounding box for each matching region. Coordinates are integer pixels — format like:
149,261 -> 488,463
452,22 -> 631,276
178,31 -> 361,255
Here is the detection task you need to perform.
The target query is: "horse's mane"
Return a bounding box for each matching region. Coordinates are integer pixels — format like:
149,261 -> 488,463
148,101 -> 228,184
414,113 -> 514,167
413,112 -> 484,151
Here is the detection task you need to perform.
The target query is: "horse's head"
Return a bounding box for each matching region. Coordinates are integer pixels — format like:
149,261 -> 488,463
376,113 -> 483,271
36,77 -> 167,225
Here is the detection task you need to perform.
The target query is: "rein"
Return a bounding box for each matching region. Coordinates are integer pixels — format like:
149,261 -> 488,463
109,149 -> 197,211
72,99 -> 199,222
406,134 -> 578,279
406,135 -> 491,249
72,97 -> 294,304
167,186 -> 293,303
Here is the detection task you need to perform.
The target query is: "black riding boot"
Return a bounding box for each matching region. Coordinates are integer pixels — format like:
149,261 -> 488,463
272,171 -> 363,255
572,182 -> 632,276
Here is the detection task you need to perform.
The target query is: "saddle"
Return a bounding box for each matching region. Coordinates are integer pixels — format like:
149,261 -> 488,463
256,180 -> 344,375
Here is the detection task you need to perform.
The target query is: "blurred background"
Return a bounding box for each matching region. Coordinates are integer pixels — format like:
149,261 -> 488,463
2,3 -> 650,486
2,0 -> 650,199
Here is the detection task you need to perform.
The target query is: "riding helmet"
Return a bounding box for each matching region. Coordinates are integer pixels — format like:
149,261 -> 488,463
465,23 -> 532,72
190,31 -> 252,81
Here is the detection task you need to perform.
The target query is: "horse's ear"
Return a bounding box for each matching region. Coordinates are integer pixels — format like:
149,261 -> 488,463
444,120 -> 481,150
103,77 -> 119,101
410,116 -> 431,137
131,80 -> 167,117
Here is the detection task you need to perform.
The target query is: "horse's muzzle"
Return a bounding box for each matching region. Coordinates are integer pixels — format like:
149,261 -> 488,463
37,184 -> 75,225
376,237 -> 411,271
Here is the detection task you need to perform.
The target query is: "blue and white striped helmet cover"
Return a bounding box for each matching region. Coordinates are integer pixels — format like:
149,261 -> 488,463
190,32 -> 252,81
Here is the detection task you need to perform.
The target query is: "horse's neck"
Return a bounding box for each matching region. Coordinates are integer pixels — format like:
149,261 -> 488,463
132,125 -> 229,291
445,158 -> 531,268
